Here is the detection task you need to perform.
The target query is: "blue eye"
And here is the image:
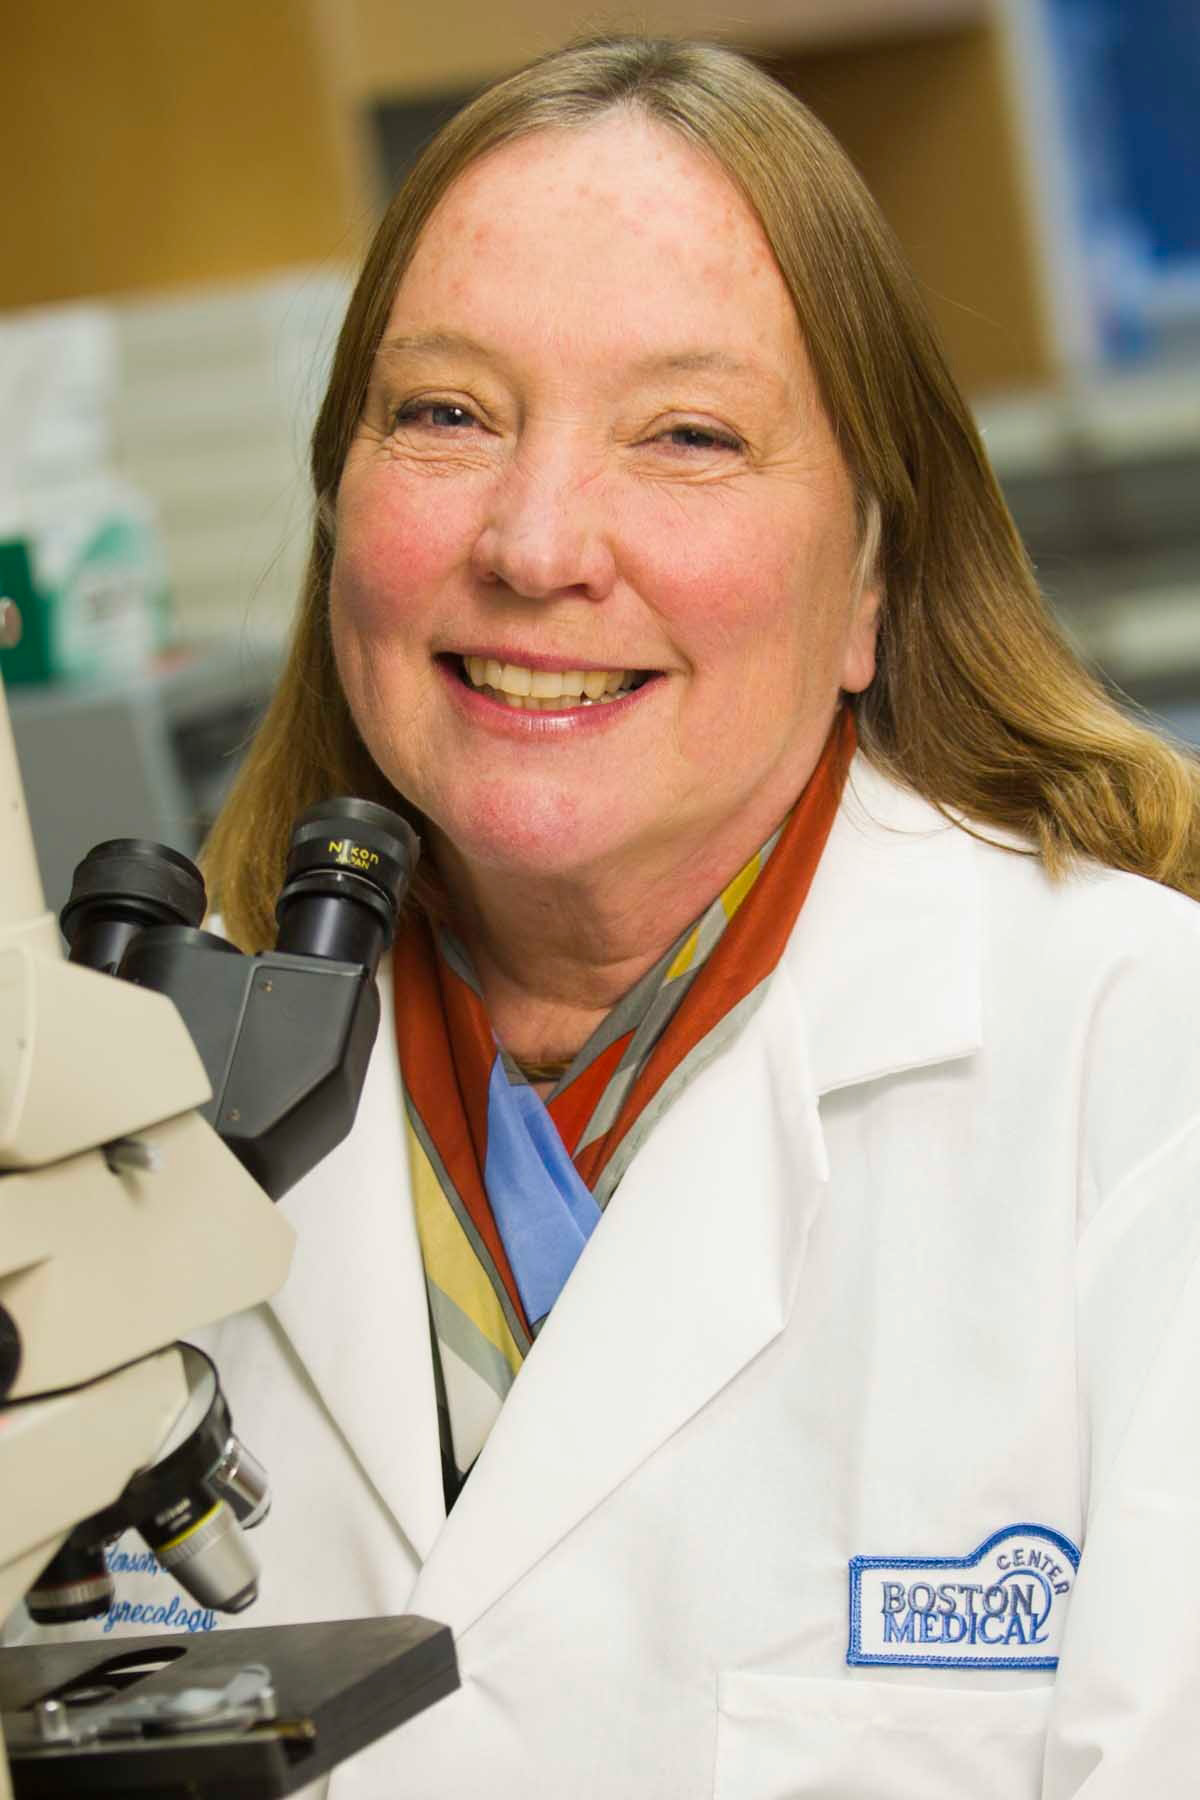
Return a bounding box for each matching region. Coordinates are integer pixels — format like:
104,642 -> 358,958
661,424 -> 742,452
394,401 -> 477,431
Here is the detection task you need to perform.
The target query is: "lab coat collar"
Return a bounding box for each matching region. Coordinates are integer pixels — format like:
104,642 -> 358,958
788,754 -> 983,1095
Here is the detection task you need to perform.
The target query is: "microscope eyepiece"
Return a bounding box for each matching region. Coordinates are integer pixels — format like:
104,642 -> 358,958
61,840 -> 207,974
274,798 -> 419,973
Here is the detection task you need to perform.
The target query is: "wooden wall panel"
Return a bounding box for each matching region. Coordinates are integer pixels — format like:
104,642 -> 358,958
771,24 -> 1053,391
0,1 -> 359,308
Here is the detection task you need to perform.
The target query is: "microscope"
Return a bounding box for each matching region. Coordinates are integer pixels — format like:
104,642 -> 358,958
0,600 -> 457,1796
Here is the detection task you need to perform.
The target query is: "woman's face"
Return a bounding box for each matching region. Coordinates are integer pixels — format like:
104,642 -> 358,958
331,113 -> 879,892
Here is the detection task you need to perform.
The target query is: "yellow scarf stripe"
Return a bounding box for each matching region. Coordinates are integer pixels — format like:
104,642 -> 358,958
721,849 -> 762,920
406,1118 -> 523,1379
665,926 -> 700,981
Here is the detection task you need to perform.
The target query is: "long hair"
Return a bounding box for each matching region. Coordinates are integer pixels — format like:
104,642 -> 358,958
205,34 -> 1200,948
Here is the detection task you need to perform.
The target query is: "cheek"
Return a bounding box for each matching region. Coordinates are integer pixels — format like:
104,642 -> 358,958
623,504 -> 780,658
638,506 -> 864,758
633,517 -> 824,677
331,475 -> 473,638
714,505 -> 860,666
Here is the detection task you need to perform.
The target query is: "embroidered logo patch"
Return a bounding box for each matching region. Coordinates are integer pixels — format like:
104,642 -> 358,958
848,1523 -> 1080,1669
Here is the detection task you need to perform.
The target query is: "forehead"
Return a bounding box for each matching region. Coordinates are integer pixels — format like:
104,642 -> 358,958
385,113 -> 807,383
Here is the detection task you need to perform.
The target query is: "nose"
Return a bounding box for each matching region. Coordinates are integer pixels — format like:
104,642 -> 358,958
469,436 -> 617,602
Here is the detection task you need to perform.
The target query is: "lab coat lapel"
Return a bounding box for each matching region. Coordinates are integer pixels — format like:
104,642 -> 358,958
411,757 -> 984,1635
268,965 -> 445,1564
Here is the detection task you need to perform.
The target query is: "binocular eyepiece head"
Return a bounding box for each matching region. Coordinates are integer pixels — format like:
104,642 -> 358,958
62,797 -> 419,977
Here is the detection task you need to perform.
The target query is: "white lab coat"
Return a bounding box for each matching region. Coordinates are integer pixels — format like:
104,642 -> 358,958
19,759 -> 1200,1797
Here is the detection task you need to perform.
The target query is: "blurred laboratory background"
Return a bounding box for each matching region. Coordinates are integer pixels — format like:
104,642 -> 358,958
2,0 -> 1197,907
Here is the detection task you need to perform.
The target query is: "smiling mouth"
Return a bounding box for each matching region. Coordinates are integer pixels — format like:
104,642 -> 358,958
454,655 -> 651,711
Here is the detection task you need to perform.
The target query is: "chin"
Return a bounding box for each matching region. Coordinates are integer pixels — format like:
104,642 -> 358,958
434,782 -> 591,873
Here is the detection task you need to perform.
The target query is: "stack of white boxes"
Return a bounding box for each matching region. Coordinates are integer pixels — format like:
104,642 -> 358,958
110,268 -> 352,650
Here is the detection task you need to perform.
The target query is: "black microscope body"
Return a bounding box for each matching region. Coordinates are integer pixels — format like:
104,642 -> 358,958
60,798 -> 419,1201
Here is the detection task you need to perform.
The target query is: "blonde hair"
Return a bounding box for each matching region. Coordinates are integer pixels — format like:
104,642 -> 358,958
206,34 -> 1200,948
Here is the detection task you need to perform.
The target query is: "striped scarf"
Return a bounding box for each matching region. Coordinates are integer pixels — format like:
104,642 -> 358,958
394,709 -> 853,1498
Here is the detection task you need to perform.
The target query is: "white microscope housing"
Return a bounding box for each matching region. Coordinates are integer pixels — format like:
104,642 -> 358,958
0,605 -> 295,1798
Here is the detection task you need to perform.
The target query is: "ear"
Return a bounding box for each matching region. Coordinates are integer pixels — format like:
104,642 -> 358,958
839,581 -> 883,695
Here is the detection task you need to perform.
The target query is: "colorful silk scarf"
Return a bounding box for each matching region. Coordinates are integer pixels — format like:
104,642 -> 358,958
394,709 -> 854,1496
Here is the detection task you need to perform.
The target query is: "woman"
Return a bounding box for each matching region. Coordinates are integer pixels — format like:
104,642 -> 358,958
94,35 -> 1200,1798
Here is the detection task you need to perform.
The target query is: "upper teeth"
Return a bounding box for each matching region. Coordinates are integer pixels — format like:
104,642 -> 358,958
463,657 -> 636,701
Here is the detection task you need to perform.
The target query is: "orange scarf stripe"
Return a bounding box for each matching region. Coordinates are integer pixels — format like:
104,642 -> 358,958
546,1030 -> 634,1155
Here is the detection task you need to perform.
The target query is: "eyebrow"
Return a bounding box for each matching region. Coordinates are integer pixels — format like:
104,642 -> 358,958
375,331 -> 773,387
629,349 -> 766,381
376,329 -> 489,360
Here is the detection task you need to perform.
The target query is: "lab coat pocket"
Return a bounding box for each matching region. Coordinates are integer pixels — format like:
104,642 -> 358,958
715,1672 -> 1053,1800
